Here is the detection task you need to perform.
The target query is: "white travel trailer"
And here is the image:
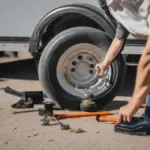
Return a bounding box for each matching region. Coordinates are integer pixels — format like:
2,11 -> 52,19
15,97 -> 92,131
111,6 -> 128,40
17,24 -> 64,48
0,0 -> 144,110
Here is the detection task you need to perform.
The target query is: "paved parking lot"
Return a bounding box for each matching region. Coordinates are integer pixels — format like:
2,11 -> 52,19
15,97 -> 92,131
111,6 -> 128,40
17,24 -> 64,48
0,53 -> 150,150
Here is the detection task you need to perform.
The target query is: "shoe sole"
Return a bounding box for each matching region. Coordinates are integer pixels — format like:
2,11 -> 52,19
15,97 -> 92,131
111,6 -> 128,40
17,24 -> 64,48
114,125 -> 150,136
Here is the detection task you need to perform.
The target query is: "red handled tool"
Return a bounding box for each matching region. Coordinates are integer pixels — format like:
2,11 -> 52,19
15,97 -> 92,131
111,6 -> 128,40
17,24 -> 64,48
140,104 -> 146,108
96,115 -> 119,124
38,102 -> 114,125
53,111 -> 113,119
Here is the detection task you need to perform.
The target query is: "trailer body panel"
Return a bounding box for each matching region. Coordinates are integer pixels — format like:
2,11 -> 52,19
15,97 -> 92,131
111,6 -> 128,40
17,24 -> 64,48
0,0 -> 99,37
0,0 -> 146,56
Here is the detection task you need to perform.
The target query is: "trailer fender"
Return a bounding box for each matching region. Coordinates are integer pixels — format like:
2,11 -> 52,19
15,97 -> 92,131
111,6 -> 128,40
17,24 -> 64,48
29,3 -> 116,52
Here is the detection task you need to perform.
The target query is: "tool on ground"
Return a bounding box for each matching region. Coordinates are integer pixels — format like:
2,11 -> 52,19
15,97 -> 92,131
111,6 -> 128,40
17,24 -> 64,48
39,98 -> 113,120
11,99 -> 36,109
38,101 -> 113,130
1,86 -> 25,97
80,92 -> 99,112
1,86 -> 62,110
39,101 -> 54,125
13,109 -> 38,114
38,101 -> 70,129
96,115 -> 119,124
54,111 -> 113,119
38,102 -> 87,133
1,86 -> 44,108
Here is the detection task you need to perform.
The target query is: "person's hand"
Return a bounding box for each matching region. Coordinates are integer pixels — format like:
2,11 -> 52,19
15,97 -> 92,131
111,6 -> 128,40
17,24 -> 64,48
95,61 -> 109,77
117,101 -> 138,123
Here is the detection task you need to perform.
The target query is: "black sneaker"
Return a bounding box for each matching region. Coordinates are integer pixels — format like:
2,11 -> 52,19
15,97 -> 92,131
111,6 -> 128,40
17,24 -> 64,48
114,117 -> 150,136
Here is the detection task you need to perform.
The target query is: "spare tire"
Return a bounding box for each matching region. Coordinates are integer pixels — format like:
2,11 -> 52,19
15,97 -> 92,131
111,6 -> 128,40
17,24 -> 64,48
38,27 -> 126,110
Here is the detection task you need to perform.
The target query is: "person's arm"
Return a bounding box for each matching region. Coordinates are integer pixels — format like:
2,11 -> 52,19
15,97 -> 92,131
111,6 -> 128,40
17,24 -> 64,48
103,38 -> 124,66
103,23 -> 129,66
95,22 -> 129,76
118,36 -> 150,122
131,36 -> 150,109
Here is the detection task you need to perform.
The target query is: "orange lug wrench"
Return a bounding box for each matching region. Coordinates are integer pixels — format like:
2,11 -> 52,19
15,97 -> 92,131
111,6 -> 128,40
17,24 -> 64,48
96,115 -> 119,124
50,104 -> 146,120
52,111 -> 113,119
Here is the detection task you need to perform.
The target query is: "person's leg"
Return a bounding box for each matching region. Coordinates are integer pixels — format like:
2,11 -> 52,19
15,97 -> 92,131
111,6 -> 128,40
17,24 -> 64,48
144,93 -> 150,118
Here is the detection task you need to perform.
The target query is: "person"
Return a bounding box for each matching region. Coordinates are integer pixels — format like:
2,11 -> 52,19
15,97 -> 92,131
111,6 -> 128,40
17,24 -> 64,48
96,0 -> 150,134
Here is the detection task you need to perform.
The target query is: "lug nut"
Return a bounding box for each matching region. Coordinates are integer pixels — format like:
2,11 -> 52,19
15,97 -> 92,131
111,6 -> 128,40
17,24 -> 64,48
72,61 -> 76,65
90,64 -> 94,68
78,56 -> 83,60
71,68 -> 75,72
89,70 -> 93,74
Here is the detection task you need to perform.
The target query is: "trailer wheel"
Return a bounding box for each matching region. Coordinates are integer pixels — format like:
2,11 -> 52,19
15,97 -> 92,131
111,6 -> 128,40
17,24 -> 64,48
38,27 -> 126,110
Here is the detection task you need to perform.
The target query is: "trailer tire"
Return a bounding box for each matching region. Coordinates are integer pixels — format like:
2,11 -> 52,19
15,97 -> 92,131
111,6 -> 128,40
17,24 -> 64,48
38,27 -> 126,110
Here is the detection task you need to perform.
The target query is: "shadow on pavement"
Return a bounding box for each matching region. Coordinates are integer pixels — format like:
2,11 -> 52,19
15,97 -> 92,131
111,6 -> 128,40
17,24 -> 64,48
0,58 -> 38,80
117,66 -> 136,97
0,79 -> 5,82
104,100 -> 128,111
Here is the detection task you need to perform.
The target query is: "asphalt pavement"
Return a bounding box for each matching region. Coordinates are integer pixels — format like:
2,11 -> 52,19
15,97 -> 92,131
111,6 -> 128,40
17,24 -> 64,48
0,53 -> 149,150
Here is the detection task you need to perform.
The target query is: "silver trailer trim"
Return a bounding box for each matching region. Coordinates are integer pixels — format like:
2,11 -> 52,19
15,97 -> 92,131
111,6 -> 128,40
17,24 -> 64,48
122,45 -> 144,55
0,42 -> 29,52
0,41 -> 144,55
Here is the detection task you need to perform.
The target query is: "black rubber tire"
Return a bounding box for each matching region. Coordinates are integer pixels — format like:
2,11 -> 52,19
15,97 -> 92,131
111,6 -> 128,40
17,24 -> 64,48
38,27 -> 126,110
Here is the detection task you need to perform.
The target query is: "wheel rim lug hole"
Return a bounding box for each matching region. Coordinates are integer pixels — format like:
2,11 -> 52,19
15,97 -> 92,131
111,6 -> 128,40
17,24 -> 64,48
89,70 -> 93,74
78,55 -> 83,60
90,64 -> 94,68
71,68 -> 75,72
72,61 -> 76,65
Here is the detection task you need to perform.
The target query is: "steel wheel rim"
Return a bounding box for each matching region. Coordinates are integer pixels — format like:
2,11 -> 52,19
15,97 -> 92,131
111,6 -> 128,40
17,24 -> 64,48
56,43 -> 112,98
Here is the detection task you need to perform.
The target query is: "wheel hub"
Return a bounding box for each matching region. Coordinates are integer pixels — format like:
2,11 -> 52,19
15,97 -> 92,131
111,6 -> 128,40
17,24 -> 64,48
65,52 -> 97,88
